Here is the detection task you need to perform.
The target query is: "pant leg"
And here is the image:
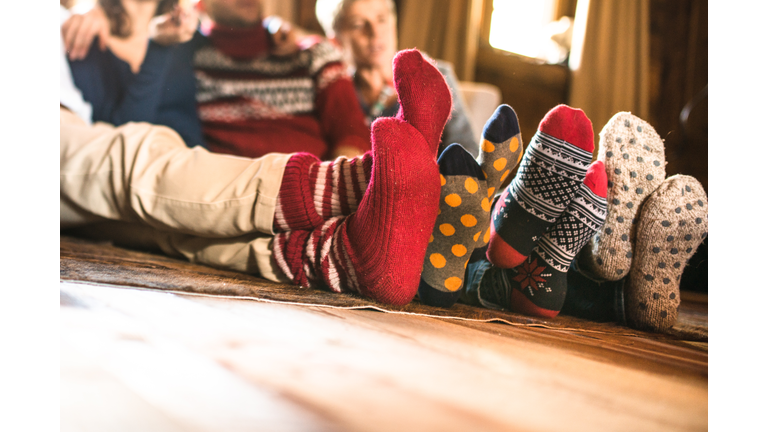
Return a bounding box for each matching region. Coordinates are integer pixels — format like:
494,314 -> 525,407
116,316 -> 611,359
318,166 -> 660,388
60,107 -> 291,237
65,220 -> 289,284
155,231 -> 289,283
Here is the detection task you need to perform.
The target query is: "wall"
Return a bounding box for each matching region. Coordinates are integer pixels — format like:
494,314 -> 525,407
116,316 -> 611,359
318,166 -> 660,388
648,0 -> 707,191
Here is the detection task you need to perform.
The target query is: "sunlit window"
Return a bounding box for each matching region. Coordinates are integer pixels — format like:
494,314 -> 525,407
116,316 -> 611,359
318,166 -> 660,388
489,0 -> 571,64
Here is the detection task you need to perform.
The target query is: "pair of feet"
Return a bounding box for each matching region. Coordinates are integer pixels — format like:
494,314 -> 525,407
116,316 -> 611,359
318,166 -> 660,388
455,105 -> 608,318
271,49 -> 458,305
576,113 -> 709,331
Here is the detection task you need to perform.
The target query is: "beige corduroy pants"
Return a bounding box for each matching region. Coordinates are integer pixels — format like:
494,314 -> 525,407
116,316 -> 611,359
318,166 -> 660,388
60,107 -> 292,282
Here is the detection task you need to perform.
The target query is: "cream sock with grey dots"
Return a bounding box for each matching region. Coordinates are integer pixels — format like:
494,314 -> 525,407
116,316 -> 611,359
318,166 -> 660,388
624,175 -> 708,332
581,112 -> 666,280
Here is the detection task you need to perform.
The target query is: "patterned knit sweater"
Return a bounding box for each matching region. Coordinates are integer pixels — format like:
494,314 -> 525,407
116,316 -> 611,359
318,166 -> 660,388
194,24 -> 371,159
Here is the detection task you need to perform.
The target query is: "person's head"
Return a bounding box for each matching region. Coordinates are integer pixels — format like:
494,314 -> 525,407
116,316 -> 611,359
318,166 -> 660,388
315,0 -> 397,71
100,0 -> 176,38
196,0 -> 263,29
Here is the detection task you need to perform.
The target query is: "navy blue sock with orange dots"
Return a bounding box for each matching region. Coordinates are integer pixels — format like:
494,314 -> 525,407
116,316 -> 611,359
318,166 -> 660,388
475,104 -> 525,251
418,144 -> 489,307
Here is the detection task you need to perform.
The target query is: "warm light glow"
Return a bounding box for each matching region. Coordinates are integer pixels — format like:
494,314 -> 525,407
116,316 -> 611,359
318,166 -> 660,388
488,0 -> 556,59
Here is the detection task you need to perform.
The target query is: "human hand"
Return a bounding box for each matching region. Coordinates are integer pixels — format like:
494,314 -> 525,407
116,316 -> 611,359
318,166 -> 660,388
149,5 -> 199,46
263,16 -> 300,57
61,5 -> 109,61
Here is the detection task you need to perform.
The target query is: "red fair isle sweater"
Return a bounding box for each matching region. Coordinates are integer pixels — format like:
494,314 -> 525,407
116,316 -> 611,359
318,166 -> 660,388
194,24 -> 371,159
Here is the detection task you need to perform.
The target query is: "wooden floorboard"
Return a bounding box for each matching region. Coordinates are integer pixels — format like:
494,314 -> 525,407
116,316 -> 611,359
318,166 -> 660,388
60,236 -> 707,431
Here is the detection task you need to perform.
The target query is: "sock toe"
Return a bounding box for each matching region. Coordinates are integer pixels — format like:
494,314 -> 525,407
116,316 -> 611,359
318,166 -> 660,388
583,161 -> 608,198
439,143 -> 486,179
538,104 -> 594,153
482,104 -> 521,144
392,49 -> 452,152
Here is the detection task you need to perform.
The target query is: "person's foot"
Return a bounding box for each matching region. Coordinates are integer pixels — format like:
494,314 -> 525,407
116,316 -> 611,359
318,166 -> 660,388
393,50 -> 453,153
477,104 -> 524,203
465,161 -> 607,317
418,144 -> 488,307
506,161 -> 607,317
273,49 -> 452,305
580,112 -> 666,280
486,104 -> 595,269
624,175 -> 708,331
418,104 -> 524,307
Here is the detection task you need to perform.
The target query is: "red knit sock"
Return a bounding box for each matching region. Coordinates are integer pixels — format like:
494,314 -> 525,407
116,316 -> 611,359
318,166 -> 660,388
393,50 -> 453,153
273,152 -> 373,232
272,49 -> 451,305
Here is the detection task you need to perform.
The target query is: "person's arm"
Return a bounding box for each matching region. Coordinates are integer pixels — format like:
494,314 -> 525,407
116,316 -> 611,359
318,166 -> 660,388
437,61 -> 480,158
97,40 -> 174,125
108,7 -> 200,125
311,43 -> 371,159
60,5 -> 93,123
63,6 -> 198,126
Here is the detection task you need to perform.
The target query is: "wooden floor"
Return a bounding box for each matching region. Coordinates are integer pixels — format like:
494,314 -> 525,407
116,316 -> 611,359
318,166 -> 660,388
60,238 -> 707,432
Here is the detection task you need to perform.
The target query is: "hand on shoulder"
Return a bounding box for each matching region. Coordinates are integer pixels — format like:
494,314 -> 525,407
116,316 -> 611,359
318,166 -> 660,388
61,4 -> 109,61
149,5 -> 200,46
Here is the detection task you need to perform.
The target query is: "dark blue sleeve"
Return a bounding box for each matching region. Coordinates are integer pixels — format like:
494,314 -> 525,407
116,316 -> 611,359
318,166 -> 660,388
153,33 -> 208,149
107,40 -> 175,126
70,40 -> 174,127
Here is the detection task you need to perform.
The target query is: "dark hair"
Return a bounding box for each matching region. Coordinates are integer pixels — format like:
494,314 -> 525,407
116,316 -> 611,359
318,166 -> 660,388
99,0 -> 177,38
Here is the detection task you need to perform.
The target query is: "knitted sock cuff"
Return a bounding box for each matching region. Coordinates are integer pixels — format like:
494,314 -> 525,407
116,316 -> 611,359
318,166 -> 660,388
277,152 -> 324,231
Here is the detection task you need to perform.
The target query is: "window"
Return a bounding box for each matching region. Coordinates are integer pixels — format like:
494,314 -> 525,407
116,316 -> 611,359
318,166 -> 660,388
488,0 -> 572,64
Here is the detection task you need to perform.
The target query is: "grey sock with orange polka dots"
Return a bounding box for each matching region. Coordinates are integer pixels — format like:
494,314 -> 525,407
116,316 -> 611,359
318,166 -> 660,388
475,104 -> 525,251
477,105 -> 524,203
418,144 -> 490,307
580,112 -> 666,280
624,175 -> 708,332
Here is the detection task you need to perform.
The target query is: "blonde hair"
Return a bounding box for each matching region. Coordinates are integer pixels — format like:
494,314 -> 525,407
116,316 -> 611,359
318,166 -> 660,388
315,0 -> 396,39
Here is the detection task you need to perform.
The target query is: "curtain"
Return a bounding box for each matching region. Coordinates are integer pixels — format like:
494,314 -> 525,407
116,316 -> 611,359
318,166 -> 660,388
568,0 -> 650,145
397,0 -> 483,81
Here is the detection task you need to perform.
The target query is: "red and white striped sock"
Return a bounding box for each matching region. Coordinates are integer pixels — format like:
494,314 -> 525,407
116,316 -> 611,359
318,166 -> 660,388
272,49 -> 452,305
273,151 -> 373,232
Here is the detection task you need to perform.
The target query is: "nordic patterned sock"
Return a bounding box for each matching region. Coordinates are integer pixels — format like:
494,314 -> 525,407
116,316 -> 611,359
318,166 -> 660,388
507,161 -> 608,318
273,151 -> 372,232
486,104 -> 594,269
475,104 -> 524,249
462,162 -> 608,314
580,112 -> 666,280
418,143 -> 489,308
624,175 -> 708,332
272,49 -> 450,305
